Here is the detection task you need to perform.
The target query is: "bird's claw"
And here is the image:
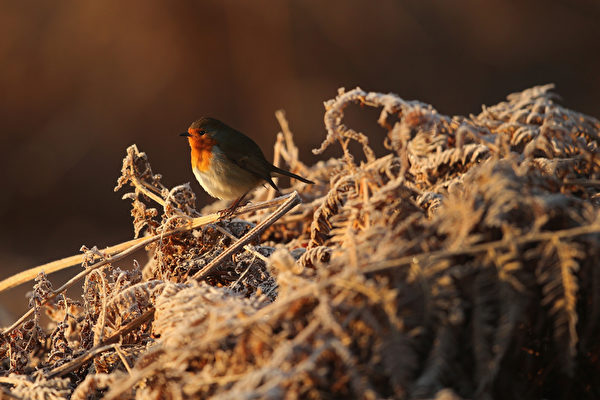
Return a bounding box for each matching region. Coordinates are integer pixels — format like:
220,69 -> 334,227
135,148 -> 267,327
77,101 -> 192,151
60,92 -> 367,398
218,205 -> 239,220
218,209 -> 234,221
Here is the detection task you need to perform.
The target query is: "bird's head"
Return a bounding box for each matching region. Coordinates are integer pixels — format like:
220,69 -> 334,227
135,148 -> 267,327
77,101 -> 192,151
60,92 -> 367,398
179,117 -> 223,140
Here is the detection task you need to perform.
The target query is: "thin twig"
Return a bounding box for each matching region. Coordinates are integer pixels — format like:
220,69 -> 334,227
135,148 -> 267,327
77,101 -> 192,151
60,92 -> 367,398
563,178 -> 600,187
47,308 -> 155,378
0,242 -> 138,294
231,255 -> 257,289
275,109 -> 300,169
212,224 -> 269,263
132,176 -> 166,206
267,132 -> 284,200
362,223 -> 600,274
192,192 -> 301,280
114,344 -> 133,374
0,384 -> 24,400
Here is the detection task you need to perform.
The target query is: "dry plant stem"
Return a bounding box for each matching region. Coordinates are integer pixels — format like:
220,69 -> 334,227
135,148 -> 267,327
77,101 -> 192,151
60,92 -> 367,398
103,363 -> 157,399
46,344 -> 116,379
0,386 -> 22,400
47,308 -> 155,378
0,241 -> 141,293
47,192 -> 300,380
0,377 -> 30,387
1,194 -> 295,337
231,257 -> 256,289
276,112 -> 294,154
192,191 -> 301,280
267,132 -> 284,200
363,223 -> 600,274
114,344 -> 133,374
131,175 -> 165,206
0,380 -> 25,400
275,109 -> 300,170
212,225 -> 269,263
563,179 -> 600,187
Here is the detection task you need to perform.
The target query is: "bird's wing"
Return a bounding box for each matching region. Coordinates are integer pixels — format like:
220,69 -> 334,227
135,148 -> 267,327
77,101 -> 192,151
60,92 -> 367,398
215,131 -> 280,191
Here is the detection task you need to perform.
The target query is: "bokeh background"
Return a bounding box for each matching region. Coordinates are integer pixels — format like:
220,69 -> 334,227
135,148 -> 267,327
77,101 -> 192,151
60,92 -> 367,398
1,0 -> 599,316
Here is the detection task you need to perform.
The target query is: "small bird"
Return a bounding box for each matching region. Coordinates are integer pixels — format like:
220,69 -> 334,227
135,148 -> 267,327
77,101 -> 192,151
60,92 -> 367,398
180,117 -> 314,215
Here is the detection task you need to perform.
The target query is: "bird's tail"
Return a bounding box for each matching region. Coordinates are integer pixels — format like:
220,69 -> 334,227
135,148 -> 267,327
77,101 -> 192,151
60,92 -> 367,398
270,165 -> 315,184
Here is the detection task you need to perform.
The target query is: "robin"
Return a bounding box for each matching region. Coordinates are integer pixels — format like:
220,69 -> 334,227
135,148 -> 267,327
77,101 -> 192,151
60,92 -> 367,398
180,117 -> 314,215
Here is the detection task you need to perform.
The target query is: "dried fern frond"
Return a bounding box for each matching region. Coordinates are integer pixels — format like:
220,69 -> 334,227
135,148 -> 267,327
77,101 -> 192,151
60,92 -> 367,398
2,86 -> 600,400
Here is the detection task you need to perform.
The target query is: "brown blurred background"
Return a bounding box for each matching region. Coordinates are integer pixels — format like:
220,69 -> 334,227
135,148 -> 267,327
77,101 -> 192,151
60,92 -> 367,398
1,0 -> 599,316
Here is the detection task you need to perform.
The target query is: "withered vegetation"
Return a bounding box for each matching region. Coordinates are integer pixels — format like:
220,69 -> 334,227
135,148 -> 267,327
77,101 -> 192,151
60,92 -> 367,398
1,85 -> 600,399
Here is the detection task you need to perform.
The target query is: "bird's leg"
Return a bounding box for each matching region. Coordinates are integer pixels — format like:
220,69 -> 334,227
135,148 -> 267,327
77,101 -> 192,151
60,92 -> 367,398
218,192 -> 250,219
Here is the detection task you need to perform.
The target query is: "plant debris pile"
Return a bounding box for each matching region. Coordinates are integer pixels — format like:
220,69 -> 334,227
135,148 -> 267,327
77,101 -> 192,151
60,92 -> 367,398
1,85 -> 599,399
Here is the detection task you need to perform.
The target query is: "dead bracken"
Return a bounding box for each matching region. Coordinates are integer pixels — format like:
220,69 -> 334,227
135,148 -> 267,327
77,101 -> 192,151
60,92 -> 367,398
1,85 -> 599,399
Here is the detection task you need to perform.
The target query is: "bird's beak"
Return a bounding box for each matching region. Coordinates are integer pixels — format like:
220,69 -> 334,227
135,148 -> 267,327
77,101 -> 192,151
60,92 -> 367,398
180,132 -> 191,137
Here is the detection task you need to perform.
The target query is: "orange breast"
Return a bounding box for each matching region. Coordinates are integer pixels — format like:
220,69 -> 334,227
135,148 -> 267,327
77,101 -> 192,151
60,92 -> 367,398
189,135 -> 217,172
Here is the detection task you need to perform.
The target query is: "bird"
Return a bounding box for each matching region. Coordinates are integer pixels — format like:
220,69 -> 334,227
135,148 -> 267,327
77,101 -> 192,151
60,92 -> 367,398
180,117 -> 314,216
